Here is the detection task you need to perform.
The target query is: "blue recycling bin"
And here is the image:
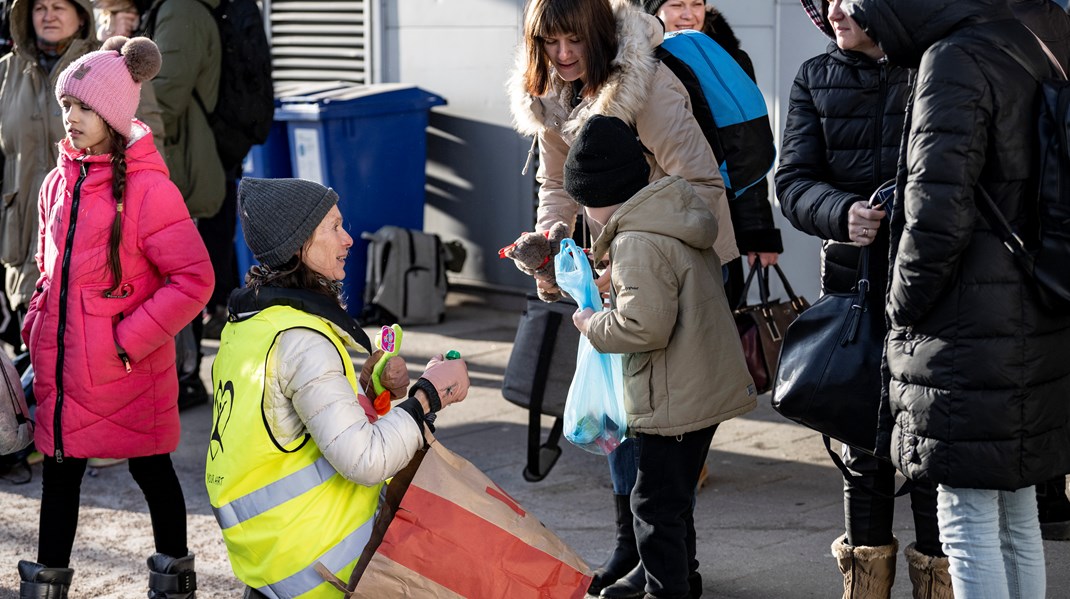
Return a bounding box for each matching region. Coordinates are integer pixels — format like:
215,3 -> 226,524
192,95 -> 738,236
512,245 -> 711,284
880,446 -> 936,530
274,83 -> 447,316
235,118 -> 293,283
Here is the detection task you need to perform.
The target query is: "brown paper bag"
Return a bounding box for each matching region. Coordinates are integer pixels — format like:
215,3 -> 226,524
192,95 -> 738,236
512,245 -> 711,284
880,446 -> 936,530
320,433 -> 591,598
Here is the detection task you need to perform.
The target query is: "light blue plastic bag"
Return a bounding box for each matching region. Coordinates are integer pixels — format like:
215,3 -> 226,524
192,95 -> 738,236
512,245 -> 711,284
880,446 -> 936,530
554,238 -> 626,455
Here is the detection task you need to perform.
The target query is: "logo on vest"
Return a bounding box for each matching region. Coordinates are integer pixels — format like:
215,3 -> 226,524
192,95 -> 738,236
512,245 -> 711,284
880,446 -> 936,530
72,64 -> 91,80
209,380 -> 234,460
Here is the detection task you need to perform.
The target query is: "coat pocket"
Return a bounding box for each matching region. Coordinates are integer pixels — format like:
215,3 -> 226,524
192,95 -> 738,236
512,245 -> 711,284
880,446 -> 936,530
621,352 -> 654,416
81,287 -> 141,387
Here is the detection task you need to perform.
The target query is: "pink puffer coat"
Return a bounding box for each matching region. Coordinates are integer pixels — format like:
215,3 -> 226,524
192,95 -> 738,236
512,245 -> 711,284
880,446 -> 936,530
22,122 -> 213,460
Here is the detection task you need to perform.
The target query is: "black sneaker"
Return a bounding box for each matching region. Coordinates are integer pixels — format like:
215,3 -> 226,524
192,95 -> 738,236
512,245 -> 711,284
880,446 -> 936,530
1038,475 -> 1070,541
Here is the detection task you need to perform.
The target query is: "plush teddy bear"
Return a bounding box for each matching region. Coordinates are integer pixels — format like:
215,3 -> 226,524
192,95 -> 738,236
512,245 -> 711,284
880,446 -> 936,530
500,222 -> 571,302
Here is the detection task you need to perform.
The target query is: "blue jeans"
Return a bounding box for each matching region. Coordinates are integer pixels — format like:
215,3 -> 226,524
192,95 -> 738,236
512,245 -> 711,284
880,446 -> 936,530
937,484 -> 1045,599
608,437 -> 641,495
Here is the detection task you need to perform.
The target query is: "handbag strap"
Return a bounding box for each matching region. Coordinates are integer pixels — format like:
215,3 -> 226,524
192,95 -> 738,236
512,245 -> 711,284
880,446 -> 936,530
737,262 -> 766,310
974,185 -> 1037,276
521,303 -> 564,482
823,435 -> 912,499
768,263 -> 808,312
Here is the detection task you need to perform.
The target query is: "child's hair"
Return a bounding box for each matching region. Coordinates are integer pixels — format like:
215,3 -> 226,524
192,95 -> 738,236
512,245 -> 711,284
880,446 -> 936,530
104,125 -> 128,298
521,0 -> 619,99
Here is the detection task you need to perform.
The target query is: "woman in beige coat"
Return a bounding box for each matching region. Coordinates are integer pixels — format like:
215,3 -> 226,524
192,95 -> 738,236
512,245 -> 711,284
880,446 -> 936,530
507,1 -> 735,595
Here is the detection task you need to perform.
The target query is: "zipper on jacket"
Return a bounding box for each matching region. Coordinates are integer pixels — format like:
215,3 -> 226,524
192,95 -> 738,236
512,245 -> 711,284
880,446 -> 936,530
873,57 -> 889,191
53,161 -> 89,462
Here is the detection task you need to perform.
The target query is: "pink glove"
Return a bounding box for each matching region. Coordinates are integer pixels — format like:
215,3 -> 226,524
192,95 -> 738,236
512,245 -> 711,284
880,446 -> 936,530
416,354 -> 470,411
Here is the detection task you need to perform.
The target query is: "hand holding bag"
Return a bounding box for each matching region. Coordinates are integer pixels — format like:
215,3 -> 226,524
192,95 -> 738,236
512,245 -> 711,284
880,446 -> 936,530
554,239 -> 626,455
771,247 -> 886,456
733,264 -> 810,393
0,351 -> 33,455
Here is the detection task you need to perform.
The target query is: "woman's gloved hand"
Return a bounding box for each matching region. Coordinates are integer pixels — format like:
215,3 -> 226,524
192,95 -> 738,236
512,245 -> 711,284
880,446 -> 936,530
414,354 -> 470,411
359,350 -> 410,399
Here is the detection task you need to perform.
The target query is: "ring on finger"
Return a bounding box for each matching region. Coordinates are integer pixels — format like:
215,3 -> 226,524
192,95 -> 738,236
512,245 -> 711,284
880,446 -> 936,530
862,227 -> 870,237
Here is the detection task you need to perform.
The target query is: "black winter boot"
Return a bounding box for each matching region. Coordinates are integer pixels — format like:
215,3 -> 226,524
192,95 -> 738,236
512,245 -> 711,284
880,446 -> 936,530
588,494 -> 641,595
147,552 -> 197,599
600,562 -> 646,599
1037,475 -> 1070,541
18,560 -> 74,599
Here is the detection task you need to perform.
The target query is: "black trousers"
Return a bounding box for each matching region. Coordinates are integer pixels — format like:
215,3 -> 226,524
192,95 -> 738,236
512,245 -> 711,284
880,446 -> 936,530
842,444 -> 943,556
38,454 -> 188,568
633,425 -> 718,599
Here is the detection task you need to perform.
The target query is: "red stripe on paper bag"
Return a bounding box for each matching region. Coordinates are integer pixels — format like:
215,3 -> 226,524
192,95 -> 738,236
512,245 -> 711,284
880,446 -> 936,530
377,485 -> 591,598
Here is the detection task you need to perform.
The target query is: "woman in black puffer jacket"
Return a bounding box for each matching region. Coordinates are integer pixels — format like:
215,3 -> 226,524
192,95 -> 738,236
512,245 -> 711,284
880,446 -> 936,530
844,0 -> 1070,596
776,1 -> 949,597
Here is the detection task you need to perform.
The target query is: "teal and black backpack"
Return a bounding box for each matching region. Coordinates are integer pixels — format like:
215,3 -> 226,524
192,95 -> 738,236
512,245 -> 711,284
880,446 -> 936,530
656,29 -> 775,198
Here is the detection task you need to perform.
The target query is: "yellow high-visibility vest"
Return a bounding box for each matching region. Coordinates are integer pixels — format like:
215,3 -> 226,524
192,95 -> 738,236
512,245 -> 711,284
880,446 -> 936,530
207,305 -> 381,598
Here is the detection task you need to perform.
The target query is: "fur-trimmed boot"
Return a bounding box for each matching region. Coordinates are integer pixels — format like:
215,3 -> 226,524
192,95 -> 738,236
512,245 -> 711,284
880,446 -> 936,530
588,494 -> 641,595
18,560 -> 74,599
831,534 -> 897,599
147,552 -> 197,599
904,543 -> 953,599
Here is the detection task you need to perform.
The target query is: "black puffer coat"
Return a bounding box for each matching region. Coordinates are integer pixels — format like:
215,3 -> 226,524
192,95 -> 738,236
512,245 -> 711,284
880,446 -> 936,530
1009,0 -> 1070,73
775,3 -> 911,296
846,0 -> 1070,490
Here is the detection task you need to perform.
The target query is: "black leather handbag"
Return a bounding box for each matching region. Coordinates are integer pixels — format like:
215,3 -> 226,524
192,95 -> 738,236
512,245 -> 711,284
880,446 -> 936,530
771,248 -> 886,456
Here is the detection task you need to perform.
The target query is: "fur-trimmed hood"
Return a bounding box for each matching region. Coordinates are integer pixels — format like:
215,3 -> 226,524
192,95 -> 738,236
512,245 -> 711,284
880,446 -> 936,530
508,0 -> 663,139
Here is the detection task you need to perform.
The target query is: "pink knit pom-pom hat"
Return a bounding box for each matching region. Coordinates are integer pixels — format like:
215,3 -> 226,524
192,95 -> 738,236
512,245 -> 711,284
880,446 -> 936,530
55,36 -> 162,138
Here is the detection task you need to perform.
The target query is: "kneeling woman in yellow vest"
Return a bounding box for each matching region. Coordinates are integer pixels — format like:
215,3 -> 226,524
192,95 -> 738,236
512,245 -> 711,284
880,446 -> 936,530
207,177 -> 470,599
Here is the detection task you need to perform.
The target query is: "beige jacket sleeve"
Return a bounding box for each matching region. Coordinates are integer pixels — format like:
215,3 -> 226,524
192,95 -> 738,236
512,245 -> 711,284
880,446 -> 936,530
267,328 -> 422,487
535,127 -> 580,235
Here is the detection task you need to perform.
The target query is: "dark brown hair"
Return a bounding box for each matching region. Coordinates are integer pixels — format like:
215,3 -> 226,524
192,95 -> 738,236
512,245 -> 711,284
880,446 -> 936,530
521,0 -> 618,99
245,247 -> 346,309
103,125 -> 127,297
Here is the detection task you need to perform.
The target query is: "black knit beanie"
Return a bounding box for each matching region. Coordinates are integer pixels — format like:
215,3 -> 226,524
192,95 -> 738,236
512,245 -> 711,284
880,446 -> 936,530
564,115 -> 650,208
238,178 -> 340,268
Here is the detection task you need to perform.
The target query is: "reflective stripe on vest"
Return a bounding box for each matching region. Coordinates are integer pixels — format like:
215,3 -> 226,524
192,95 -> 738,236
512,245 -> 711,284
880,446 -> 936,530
256,515 -> 376,599
208,306 -> 382,598
213,455 -> 337,529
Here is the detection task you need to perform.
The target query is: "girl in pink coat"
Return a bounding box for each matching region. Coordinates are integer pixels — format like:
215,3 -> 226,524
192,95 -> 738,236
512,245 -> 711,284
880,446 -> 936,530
16,36 -> 212,598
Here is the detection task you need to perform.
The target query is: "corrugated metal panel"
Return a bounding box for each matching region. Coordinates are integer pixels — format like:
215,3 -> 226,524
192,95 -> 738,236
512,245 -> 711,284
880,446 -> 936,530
268,0 -> 369,87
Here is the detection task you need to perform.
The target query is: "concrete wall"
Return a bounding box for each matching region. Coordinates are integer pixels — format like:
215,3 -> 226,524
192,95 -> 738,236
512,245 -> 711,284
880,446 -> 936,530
381,0 -> 831,300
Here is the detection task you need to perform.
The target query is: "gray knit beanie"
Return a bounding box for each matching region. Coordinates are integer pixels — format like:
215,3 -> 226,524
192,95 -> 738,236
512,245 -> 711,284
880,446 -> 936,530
238,178 -> 339,268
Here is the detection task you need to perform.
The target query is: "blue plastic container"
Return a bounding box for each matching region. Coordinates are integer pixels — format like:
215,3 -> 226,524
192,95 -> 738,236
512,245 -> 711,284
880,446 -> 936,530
274,83 -> 446,315
235,118 -> 293,283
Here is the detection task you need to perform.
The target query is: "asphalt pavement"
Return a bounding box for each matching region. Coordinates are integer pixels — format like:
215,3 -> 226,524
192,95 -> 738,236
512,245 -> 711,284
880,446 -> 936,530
2,287 -> 1065,598
336,288 -> 1070,598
